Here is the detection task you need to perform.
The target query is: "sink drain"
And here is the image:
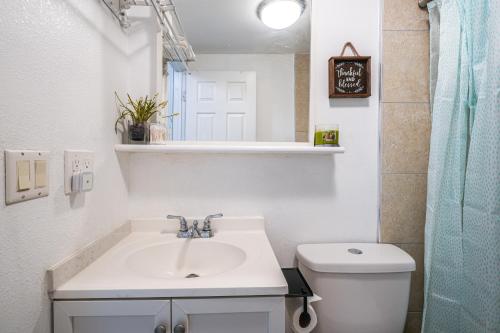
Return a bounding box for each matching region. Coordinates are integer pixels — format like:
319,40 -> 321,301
185,273 -> 200,278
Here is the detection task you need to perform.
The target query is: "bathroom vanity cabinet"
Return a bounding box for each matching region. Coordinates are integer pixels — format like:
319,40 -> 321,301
53,300 -> 170,333
53,296 -> 284,333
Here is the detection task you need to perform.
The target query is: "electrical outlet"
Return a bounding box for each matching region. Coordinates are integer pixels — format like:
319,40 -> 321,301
83,159 -> 93,171
64,150 -> 94,195
72,159 -> 81,172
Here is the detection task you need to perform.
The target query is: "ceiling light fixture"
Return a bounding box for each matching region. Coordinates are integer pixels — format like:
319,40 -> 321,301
257,0 -> 305,30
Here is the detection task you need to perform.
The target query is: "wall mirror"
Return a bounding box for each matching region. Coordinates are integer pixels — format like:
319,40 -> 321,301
163,0 -> 311,143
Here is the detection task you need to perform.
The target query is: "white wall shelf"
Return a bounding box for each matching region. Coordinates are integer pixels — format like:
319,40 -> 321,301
114,143 -> 345,155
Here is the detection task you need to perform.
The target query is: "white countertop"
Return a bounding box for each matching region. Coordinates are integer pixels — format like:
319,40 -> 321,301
52,218 -> 288,299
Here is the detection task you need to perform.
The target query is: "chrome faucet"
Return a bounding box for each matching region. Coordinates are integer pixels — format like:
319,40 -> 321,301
200,213 -> 223,238
190,220 -> 202,238
167,213 -> 223,238
167,215 -> 190,238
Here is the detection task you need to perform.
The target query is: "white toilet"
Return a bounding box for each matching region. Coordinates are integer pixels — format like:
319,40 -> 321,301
297,243 -> 416,333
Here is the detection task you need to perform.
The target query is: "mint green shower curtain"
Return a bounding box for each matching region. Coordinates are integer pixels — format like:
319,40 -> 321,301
423,0 -> 500,332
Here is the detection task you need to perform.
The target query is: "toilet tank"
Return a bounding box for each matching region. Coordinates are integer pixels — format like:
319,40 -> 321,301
297,243 -> 416,333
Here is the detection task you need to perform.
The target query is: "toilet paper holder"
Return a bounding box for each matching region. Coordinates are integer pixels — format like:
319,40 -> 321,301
282,268 -> 314,327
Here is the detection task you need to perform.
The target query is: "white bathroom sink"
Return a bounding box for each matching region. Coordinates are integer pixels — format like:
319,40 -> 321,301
126,240 -> 246,279
52,217 -> 288,299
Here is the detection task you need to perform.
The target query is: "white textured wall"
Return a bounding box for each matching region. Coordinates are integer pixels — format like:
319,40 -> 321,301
128,0 -> 381,266
189,54 -> 296,142
127,6 -> 162,98
0,0 -> 380,332
0,1 -> 130,332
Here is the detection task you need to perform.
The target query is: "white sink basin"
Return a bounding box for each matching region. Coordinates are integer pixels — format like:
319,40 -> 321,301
52,217 -> 288,299
126,240 -> 246,279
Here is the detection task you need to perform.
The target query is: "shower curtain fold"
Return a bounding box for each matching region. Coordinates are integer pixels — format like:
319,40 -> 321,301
428,0 -> 441,112
423,0 -> 500,332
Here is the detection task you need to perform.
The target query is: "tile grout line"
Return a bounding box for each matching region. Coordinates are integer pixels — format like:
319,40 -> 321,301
388,241 -> 425,243
382,172 -> 428,175
382,29 -> 430,32
382,101 -> 430,104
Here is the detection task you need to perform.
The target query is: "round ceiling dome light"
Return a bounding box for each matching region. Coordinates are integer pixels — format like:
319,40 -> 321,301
257,0 -> 305,30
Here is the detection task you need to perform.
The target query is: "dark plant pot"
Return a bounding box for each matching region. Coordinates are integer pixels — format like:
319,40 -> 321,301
128,122 -> 149,144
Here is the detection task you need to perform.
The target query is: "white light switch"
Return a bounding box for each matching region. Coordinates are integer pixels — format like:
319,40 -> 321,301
17,160 -> 31,191
35,160 -> 48,188
5,150 -> 50,205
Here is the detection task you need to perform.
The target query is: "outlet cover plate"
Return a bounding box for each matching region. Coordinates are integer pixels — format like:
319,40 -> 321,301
64,150 -> 94,195
5,150 -> 50,205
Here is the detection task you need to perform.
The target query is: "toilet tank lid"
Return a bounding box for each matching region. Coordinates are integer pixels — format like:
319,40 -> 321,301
297,243 -> 416,273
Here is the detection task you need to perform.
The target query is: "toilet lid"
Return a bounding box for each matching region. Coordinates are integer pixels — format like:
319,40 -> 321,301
297,243 -> 416,273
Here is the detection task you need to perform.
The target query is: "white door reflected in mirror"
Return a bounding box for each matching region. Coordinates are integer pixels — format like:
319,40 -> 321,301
185,71 -> 257,141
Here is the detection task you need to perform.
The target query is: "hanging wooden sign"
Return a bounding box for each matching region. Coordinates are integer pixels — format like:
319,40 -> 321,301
329,42 -> 371,98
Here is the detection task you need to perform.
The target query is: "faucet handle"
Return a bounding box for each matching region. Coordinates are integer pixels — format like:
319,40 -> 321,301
203,213 -> 223,231
167,215 -> 188,232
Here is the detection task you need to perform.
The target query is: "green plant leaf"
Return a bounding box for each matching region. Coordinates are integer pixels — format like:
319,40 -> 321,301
115,92 -> 169,130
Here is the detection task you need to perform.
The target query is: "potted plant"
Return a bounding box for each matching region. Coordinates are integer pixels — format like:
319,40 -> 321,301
114,92 -> 167,144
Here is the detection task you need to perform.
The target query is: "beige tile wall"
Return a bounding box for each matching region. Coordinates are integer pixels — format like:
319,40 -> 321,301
295,54 -> 310,142
381,1 -> 430,332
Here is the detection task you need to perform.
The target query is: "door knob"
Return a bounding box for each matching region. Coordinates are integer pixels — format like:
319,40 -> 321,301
154,324 -> 167,333
174,324 -> 186,333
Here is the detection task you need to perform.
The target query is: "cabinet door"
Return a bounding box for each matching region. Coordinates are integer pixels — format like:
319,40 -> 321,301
171,297 -> 284,333
53,300 -> 170,333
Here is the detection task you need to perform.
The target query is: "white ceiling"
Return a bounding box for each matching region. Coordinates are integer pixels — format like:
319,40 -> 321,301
174,0 -> 311,54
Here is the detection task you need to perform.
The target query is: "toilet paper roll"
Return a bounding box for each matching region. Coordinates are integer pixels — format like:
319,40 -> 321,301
291,304 -> 318,333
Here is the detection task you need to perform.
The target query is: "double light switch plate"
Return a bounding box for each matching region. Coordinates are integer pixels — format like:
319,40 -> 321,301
5,150 -> 50,205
